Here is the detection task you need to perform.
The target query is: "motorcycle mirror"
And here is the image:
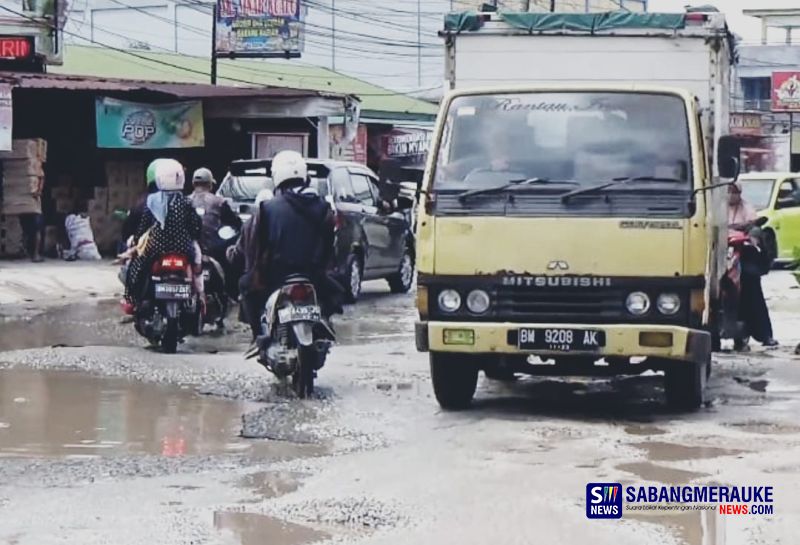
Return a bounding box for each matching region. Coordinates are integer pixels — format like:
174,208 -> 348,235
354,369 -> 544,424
755,216 -> 768,227
218,226 -> 238,240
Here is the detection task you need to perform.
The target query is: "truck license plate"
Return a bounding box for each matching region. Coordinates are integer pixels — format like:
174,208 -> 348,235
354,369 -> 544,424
517,328 -> 605,352
278,305 -> 321,324
154,283 -> 192,300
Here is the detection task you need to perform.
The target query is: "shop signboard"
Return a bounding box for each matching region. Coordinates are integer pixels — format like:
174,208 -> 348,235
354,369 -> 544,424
0,0 -> 67,64
377,128 -> 432,167
0,83 -> 12,151
730,112 -> 762,137
772,71 -> 800,113
252,132 -> 308,159
330,124 -> 367,164
215,0 -> 303,58
95,98 -> 205,149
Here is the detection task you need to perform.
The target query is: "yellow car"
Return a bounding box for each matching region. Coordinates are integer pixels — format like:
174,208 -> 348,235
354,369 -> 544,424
738,172 -> 800,264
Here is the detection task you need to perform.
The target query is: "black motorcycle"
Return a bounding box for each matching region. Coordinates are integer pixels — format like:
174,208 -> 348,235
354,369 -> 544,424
135,252 -> 202,353
201,226 -> 239,330
247,275 -> 336,398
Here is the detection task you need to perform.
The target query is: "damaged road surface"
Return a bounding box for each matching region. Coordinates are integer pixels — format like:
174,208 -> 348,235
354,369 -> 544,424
1,279 -> 800,544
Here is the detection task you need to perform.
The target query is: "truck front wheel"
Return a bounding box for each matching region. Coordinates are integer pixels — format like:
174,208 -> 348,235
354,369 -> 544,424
430,353 -> 479,410
663,359 -> 707,411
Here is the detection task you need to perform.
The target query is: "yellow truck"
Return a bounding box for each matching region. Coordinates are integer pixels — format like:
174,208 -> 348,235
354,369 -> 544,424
415,9 -> 739,410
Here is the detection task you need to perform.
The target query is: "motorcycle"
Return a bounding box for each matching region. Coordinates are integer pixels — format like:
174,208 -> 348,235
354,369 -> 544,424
200,225 -> 239,329
720,216 -> 768,350
247,275 -> 336,398
134,252 -> 202,353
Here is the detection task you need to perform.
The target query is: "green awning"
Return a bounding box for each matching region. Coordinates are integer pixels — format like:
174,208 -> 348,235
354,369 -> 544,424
444,11 -> 686,33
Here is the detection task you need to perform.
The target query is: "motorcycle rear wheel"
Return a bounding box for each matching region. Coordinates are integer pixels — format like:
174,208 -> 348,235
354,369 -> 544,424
292,346 -> 317,398
162,319 -> 179,354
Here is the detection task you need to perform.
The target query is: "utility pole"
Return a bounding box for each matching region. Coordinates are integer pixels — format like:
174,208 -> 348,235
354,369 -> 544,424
550,0 -> 556,12
331,0 -> 336,71
210,3 -> 217,84
417,0 -> 421,87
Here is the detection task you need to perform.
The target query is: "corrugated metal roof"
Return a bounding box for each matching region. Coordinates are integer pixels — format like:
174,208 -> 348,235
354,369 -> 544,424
0,71 -> 347,100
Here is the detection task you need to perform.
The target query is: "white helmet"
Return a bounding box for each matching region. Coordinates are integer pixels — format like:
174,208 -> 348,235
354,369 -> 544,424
271,150 -> 308,190
153,158 -> 185,191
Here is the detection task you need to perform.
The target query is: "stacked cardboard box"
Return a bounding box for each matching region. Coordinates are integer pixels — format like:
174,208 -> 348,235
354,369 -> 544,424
0,139 -> 47,216
0,214 -> 25,257
90,161 -> 145,254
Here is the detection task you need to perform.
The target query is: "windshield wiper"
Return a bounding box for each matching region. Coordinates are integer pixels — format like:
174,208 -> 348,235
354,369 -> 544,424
458,178 -> 578,203
560,176 -> 686,203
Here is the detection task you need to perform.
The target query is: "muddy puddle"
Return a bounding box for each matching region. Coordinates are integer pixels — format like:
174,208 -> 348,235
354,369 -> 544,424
213,512 -> 329,545
634,441 -> 744,462
0,300 -> 136,351
0,368 -> 260,458
628,509 -> 726,545
0,291 -> 415,353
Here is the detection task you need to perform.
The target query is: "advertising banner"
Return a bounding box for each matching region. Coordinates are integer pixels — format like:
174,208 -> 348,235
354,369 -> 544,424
216,0 -> 303,58
95,98 -> 205,149
772,71 -> 800,112
0,83 -> 12,151
330,124 -> 367,164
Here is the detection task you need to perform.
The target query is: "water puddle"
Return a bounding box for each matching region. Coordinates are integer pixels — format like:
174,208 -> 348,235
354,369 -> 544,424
213,512 -> 329,545
628,509 -> 725,545
0,301 -> 134,351
616,462 -> 708,484
624,424 -> 667,436
238,471 -> 302,501
634,441 -> 743,462
0,368 -> 257,457
723,420 -> 800,435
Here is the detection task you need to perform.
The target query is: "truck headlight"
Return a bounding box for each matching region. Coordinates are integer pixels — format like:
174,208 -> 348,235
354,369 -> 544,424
657,293 -> 681,315
438,289 -> 461,313
466,289 -> 490,314
626,292 -> 651,316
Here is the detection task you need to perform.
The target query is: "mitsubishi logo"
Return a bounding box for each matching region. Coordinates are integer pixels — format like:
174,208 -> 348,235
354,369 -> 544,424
547,260 -> 569,271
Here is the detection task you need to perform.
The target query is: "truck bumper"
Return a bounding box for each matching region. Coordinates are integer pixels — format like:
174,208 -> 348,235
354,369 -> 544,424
415,321 -> 710,366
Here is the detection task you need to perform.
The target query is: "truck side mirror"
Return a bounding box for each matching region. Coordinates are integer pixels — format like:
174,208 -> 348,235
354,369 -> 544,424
717,135 -> 741,180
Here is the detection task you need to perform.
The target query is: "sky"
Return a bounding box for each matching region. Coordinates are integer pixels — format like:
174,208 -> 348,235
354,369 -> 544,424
648,0 -> 800,44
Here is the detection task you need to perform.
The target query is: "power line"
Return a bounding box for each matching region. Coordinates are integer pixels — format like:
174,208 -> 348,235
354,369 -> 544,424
0,4 -> 439,98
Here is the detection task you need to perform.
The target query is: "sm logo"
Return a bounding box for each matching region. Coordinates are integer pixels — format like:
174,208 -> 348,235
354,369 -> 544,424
586,483 -> 622,519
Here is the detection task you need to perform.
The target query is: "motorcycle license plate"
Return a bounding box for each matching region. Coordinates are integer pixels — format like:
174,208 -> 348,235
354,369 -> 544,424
154,283 -> 192,300
278,305 -> 321,324
516,328 -> 605,352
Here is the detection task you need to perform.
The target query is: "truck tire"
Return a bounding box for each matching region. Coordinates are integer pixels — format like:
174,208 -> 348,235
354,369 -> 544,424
430,353 -> 479,410
664,359 -> 707,411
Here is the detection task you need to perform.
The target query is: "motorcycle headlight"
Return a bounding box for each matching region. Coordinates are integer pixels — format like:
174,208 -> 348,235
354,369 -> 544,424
466,289 -> 490,314
657,293 -> 681,315
626,292 -> 651,316
437,289 -> 461,313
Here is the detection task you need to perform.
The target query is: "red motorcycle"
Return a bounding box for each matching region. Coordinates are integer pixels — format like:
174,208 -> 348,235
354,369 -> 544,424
720,217 -> 768,350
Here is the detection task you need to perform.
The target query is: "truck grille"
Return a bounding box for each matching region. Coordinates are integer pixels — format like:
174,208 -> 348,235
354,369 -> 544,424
494,285 -> 626,324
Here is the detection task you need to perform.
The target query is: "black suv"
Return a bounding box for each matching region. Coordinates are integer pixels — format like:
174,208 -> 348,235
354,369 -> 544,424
224,159 -> 416,302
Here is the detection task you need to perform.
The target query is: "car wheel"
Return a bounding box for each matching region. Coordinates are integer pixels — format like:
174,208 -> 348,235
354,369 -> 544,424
763,229 -> 778,267
387,247 -> 414,294
346,253 -> 363,303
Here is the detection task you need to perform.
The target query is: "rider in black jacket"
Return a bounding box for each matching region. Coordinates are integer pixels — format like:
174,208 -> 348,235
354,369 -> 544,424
239,150 -> 342,341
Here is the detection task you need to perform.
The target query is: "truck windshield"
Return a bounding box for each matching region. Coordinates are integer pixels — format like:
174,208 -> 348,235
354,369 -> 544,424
432,92 -> 693,217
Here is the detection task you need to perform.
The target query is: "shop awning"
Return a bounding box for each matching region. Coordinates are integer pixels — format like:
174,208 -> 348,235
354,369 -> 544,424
0,71 -> 354,118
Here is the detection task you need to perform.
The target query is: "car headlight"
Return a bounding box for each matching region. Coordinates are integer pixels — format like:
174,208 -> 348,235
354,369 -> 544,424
626,292 -> 651,316
437,289 -> 461,313
657,293 -> 681,315
466,289 -> 490,314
